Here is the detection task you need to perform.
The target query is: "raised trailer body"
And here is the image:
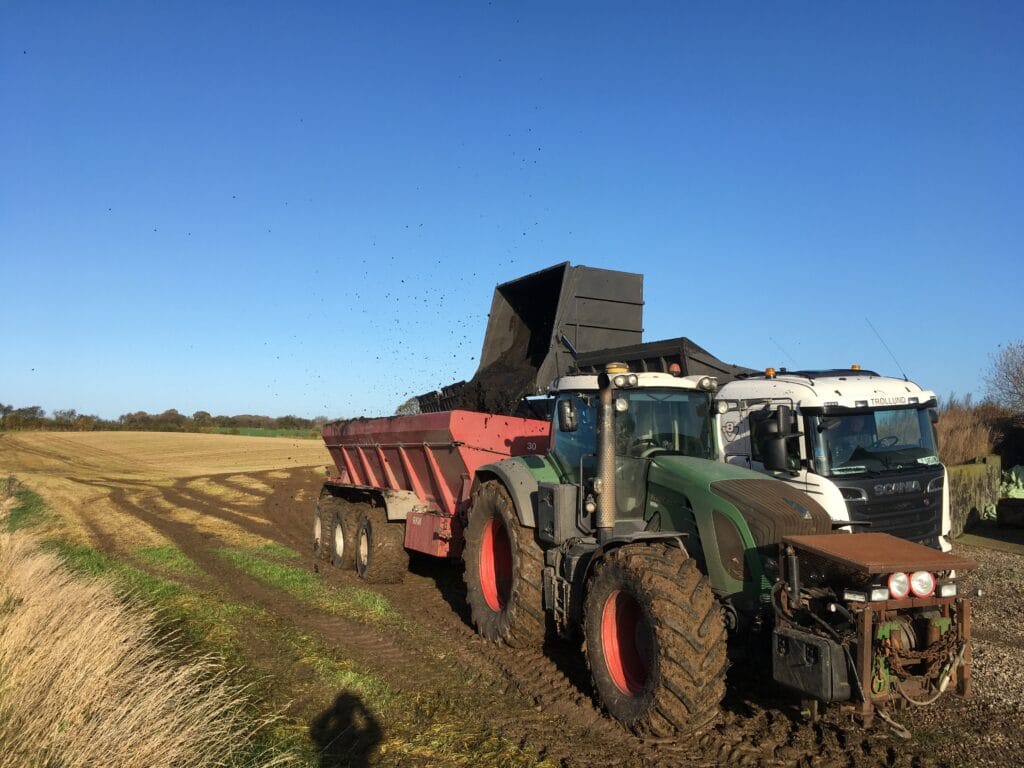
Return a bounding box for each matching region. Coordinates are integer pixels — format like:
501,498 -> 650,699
321,410 -> 549,558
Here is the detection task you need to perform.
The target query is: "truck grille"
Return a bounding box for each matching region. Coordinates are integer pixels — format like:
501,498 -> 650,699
846,497 -> 940,547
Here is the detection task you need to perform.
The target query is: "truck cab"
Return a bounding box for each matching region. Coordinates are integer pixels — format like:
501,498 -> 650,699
713,368 -> 951,551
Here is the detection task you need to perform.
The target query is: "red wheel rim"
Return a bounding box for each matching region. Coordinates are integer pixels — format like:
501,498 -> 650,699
601,589 -> 651,695
480,516 -> 512,612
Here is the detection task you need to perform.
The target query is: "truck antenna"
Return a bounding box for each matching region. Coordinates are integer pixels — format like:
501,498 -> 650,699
769,336 -> 797,367
866,317 -> 909,381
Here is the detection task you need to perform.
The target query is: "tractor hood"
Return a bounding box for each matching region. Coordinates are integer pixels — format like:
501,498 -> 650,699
649,455 -> 832,546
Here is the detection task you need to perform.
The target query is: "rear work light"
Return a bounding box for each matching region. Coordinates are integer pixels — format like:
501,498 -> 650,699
888,572 -> 910,599
910,570 -> 936,597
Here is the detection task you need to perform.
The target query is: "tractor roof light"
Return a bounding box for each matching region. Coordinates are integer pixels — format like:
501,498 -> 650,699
698,376 -> 717,391
888,572 -> 911,600
910,570 -> 936,598
612,373 -> 638,389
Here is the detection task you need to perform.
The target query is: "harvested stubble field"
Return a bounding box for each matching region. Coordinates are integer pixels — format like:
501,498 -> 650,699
1,430 -> 1022,768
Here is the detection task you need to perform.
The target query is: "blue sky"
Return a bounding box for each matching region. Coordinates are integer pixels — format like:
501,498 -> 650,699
2,2 -> 1021,419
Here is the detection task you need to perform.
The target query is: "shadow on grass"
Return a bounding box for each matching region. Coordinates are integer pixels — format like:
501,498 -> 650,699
309,692 -> 382,768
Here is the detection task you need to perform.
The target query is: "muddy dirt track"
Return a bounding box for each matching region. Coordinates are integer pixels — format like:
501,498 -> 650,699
4,433 -> 1020,767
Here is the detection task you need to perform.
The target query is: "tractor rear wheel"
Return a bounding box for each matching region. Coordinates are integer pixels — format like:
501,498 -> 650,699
583,543 -> 726,738
463,480 -> 545,648
354,506 -> 408,583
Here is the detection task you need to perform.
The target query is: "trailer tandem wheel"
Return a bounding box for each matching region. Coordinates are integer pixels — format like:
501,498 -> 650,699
354,506 -> 409,583
313,499 -> 329,561
583,543 -> 727,738
328,501 -> 356,569
463,480 -> 545,648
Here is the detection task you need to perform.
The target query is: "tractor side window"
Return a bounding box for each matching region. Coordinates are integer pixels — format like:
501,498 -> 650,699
552,393 -> 596,484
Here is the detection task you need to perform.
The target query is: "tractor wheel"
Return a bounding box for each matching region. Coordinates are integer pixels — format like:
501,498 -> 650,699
327,500 -> 356,569
583,542 -> 727,738
463,480 -> 545,648
354,506 -> 408,583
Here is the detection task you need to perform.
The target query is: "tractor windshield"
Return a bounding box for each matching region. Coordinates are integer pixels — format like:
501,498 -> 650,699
810,407 -> 940,477
616,389 -> 714,461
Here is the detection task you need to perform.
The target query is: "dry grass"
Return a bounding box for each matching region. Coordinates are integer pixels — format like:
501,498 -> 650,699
938,395 -> 995,466
0,529 -> 292,768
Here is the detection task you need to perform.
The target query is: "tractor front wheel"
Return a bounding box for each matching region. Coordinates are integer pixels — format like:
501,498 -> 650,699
463,480 -> 545,648
583,543 -> 726,738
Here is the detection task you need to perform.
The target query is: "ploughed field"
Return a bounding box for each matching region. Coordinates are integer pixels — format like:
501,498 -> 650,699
2,431 -> 1021,768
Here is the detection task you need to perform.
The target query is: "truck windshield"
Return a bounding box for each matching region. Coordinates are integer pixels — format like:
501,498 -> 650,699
617,389 -> 714,461
810,408 -> 940,476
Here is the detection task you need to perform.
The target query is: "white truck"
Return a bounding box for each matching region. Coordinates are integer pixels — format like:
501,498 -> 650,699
713,367 -> 951,551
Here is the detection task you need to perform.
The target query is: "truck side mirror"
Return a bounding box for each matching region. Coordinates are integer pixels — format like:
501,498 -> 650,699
776,404 -> 793,435
558,399 -> 578,432
759,420 -> 790,472
929,408 -> 939,425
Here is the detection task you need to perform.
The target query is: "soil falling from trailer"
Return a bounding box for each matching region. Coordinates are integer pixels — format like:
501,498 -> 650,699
450,312 -> 541,416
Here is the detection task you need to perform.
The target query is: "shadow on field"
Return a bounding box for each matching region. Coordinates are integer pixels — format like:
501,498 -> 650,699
309,692 -> 381,768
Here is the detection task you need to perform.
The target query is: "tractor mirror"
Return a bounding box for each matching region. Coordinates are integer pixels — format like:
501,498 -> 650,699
558,399 -> 579,432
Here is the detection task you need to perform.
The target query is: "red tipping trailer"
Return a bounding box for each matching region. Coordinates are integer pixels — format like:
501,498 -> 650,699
318,411 -> 549,565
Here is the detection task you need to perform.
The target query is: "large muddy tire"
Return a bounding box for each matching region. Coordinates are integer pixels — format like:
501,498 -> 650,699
313,493 -> 338,562
583,543 -> 727,738
463,480 -> 545,648
354,506 -> 408,584
327,499 -> 356,569
313,498 -> 329,561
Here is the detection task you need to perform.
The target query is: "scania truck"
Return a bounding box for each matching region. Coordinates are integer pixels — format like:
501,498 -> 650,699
713,367 -> 951,551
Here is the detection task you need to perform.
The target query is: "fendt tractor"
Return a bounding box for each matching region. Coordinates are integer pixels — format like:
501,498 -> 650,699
312,263 -> 975,737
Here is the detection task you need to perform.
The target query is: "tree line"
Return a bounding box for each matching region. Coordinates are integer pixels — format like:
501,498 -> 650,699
0,403 -> 329,434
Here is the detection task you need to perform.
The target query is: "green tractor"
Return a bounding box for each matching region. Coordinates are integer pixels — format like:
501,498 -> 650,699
462,363 -> 975,735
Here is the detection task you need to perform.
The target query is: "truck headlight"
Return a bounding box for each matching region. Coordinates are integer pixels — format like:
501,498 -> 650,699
938,582 -> 958,598
888,572 -> 911,599
870,587 -> 890,602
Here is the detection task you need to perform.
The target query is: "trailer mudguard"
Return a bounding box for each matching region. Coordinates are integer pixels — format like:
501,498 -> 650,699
474,456 -> 561,528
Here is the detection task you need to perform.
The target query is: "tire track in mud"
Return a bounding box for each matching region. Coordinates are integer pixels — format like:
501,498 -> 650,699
93,475 -> 646,766
91,468 -> 945,768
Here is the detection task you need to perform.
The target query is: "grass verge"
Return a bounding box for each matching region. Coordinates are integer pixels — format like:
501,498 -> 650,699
0,530 -> 295,768
218,546 -> 400,624
4,484 -> 48,531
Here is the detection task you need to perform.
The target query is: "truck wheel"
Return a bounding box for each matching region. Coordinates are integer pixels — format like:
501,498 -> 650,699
463,480 -> 545,648
354,506 -> 408,583
583,543 -> 726,738
328,501 -> 356,569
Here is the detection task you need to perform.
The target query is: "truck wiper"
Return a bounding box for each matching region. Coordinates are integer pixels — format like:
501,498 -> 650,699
831,520 -> 872,528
